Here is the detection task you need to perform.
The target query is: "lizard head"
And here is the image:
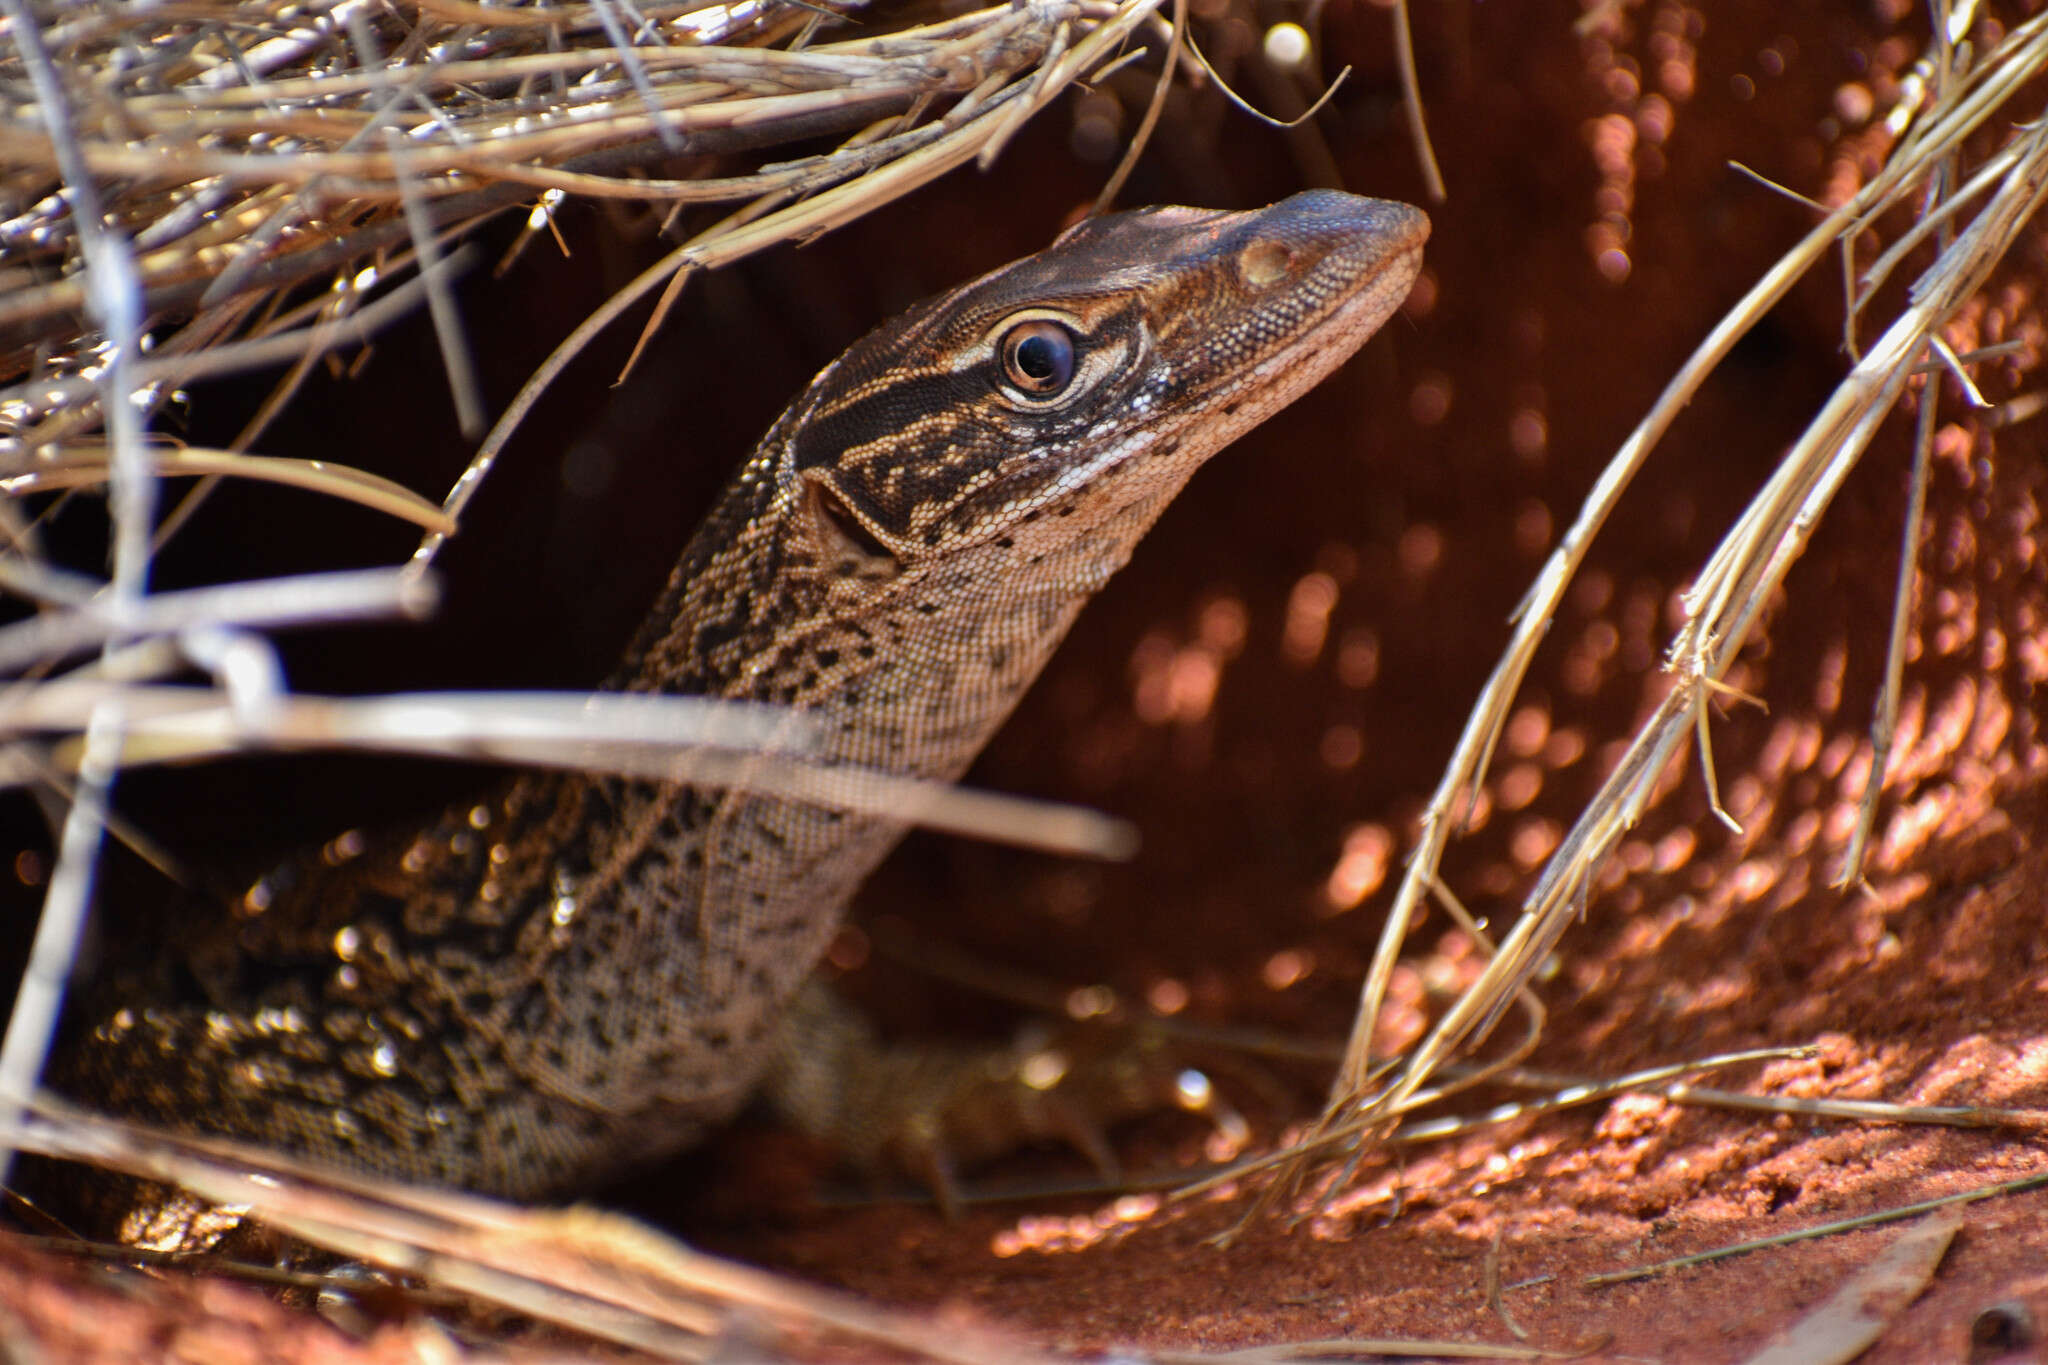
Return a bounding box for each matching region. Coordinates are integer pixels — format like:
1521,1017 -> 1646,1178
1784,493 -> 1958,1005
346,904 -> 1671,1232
777,189 -> 1429,586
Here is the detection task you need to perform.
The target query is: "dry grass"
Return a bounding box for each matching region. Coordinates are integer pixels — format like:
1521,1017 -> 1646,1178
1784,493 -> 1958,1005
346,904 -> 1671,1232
0,0 -> 1164,830
0,0 -> 1160,1321
7,1092 -> 1070,1361
8,0 -> 2044,1357
1220,0 -> 2048,1221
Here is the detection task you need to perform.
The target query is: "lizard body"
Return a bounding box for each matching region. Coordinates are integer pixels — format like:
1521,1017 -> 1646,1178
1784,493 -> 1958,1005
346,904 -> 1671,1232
52,192 -> 1428,1218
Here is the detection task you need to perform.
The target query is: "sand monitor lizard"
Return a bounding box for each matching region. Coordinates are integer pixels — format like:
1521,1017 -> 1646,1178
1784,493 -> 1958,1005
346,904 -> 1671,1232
48,191 -> 1429,1225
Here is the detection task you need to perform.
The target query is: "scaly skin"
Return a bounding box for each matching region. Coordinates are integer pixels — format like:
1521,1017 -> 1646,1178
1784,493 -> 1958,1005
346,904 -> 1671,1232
52,192 -> 1429,1219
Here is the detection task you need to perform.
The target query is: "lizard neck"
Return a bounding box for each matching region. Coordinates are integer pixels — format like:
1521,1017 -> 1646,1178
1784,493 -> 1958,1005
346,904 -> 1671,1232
610,423 -> 1173,781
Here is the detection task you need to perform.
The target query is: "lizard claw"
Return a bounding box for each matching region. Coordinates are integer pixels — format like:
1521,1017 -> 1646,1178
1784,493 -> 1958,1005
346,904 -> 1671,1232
763,987 -> 1249,1217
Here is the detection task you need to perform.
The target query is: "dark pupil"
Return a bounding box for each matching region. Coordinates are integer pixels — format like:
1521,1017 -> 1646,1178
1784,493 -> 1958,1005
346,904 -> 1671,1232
1016,334 -> 1059,380
1005,322 -> 1074,394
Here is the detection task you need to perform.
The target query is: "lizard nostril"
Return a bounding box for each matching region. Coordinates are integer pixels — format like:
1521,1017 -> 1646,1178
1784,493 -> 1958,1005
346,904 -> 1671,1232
1239,240 -> 1296,287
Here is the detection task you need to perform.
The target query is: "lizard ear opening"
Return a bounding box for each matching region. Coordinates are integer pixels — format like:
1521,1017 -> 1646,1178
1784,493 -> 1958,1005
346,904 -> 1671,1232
807,479 -> 900,577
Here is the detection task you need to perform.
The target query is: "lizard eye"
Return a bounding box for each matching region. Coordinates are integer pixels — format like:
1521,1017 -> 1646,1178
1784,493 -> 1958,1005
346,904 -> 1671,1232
999,320 -> 1076,396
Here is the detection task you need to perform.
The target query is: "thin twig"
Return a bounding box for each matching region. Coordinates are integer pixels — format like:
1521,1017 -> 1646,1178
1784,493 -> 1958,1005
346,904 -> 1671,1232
1389,0 -> 1444,201
1089,0 -> 1182,214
